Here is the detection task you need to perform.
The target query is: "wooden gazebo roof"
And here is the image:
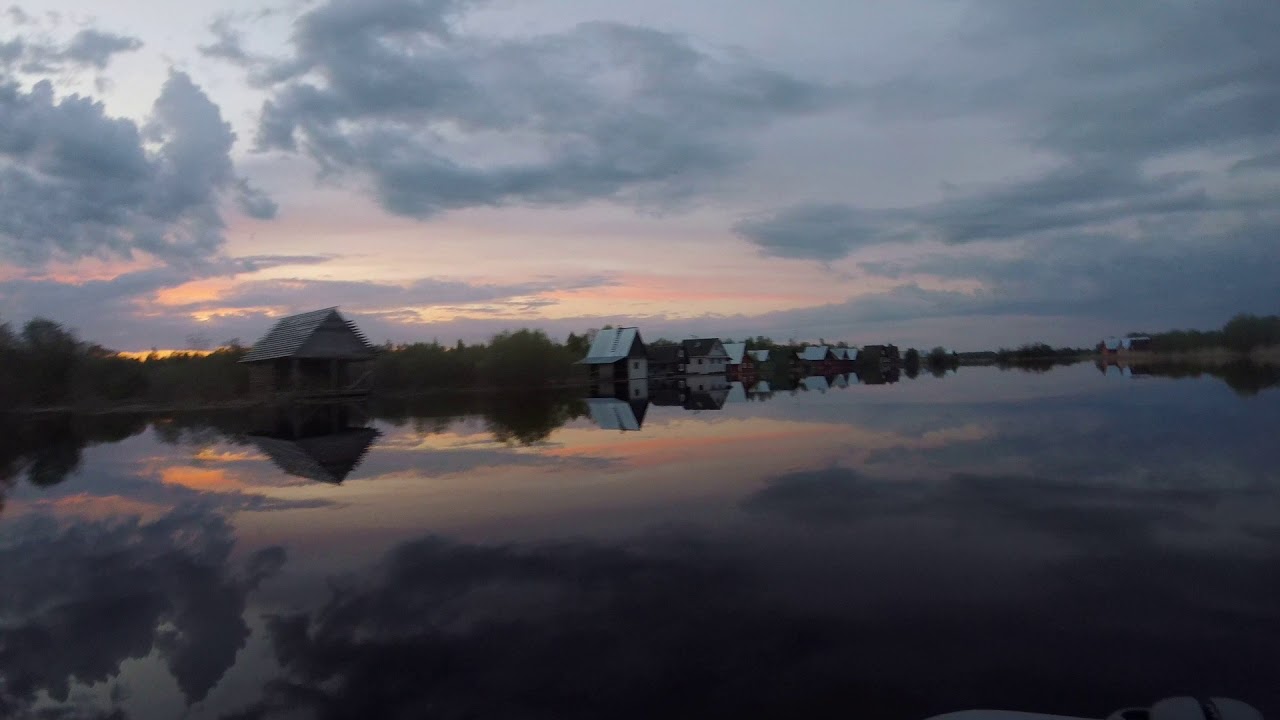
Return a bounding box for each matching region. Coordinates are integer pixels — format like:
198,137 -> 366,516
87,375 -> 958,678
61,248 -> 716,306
240,307 -> 377,363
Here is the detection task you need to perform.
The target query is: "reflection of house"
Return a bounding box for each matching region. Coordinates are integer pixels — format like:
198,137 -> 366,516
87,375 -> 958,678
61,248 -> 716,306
832,347 -> 858,363
832,373 -> 850,388
241,308 -> 378,397
248,403 -> 380,484
685,388 -> 728,411
579,327 -> 648,381
647,344 -> 684,377
682,338 -> 730,374
650,385 -> 686,406
586,397 -> 648,431
685,374 -> 728,393
749,380 -> 772,395
800,375 -> 830,392
725,381 -> 748,403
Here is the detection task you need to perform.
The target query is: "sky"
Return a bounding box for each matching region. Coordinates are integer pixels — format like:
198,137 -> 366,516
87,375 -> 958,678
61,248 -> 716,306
0,0 -> 1277,352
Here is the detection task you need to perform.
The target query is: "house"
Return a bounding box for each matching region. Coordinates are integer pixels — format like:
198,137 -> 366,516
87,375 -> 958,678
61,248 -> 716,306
747,349 -> 771,363
722,342 -> 761,378
647,344 -> 684,377
857,344 -> 901,367
749,380 -> 772,395
682,338 -> 730,374
240,307 -> 378,397
586,397 -> 648,431
1121,336 -> 1152,352
795,345 -> 840,373
579,327 -> 648,381
1098,337 -> 1123,354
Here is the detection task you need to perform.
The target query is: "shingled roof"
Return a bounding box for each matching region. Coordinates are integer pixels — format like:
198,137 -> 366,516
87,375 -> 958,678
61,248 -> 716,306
241,308 -> 377,363
681,338 -> 726,357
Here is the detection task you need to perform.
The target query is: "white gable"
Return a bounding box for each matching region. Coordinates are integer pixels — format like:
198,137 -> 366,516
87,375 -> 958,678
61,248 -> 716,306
582,327 -> 640,364
801,375 -> 829,392
748,349 -> 770,362
722,342 -> 747,364
726,381 -> 747,403
798,346 -> 830,362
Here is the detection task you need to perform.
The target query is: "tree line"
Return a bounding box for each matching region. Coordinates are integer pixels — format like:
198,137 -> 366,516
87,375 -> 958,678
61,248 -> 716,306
1132,313 -> 1280,354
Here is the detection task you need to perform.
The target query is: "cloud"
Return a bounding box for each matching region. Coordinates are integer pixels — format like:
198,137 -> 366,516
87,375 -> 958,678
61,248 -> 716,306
59,29 -> 142,69
249,0 -> 838,217
0,71 -> 276,267
0,509 -> 286,715
733,204 -> 903,261
0,26 -> 142,74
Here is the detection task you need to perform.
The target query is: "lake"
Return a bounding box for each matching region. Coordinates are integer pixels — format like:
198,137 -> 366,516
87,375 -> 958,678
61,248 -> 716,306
2,364 -> 1277,720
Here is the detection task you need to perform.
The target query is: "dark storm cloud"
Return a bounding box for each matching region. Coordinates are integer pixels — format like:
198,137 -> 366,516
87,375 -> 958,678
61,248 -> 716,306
0,509 -> 286,715
0,71 -> 276,267
248,0 -> 838,217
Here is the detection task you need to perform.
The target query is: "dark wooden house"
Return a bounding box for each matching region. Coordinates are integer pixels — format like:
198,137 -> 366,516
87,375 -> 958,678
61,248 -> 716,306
240,307 -> 378,397
647,344 -> 685,378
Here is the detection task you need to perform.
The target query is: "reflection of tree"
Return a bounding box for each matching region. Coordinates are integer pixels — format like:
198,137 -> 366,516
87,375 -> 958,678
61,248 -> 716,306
0,510 -> 286,716
483,392 -> 587,445
0,413 -> 151,502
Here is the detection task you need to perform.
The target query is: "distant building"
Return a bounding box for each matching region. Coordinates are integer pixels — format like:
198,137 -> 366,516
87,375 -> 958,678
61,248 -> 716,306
858,344 -> 900,367
796,345 -> 840,373
240,307 -> 378,397
1098,336 -> 1151,354
647,344 -> 684,377
747,349 -> 771,363
579,327 -> 648,381
682,338 -> 730,374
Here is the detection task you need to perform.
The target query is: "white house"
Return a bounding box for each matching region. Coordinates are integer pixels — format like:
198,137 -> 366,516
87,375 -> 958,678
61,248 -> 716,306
681,338 -> 730,374
578,327 -> 648,381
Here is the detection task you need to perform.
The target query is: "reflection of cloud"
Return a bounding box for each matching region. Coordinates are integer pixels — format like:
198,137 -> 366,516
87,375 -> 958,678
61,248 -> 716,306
240,495 -> 1280,719
0,509 -> 286,716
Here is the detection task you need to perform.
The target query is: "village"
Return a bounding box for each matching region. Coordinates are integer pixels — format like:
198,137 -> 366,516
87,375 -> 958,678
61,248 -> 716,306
576,326 -> 908,431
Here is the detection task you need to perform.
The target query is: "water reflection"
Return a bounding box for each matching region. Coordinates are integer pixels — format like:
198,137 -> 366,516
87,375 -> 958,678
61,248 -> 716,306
247,403 -> 381,484
0,364 -> 1278,718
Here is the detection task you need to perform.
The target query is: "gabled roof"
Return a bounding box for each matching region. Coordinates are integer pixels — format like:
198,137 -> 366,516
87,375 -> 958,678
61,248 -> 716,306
748,349 -> 770,363
797,345 -> 831,362
241,307 -> 376,363
722,342 -> 747,364
647,344 -> 682,363
587,397 -> 643,431
749,380 -> 771,394
249,428 -> 381,483
581,327 -> 643,364
726,381 -> 747,403
681,338 -> 726,357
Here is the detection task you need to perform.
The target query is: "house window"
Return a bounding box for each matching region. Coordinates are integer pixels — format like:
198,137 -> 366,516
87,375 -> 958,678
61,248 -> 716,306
697,359 -> 703,365
634,388 -> 640,397
633,361 -> 639,370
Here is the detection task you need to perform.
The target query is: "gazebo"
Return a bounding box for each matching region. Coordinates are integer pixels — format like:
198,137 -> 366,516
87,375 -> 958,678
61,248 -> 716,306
240,308 -> 378,397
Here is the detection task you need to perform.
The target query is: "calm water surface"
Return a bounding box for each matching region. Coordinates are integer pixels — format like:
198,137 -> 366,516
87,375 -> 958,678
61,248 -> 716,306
2,365 -> 1278,719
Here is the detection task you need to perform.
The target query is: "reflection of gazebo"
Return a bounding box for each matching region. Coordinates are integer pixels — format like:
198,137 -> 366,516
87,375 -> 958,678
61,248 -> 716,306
249,430 -> 380,484
247,403 -> 380,483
